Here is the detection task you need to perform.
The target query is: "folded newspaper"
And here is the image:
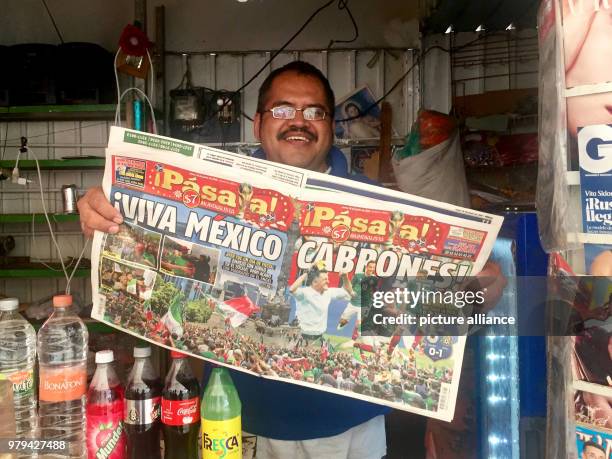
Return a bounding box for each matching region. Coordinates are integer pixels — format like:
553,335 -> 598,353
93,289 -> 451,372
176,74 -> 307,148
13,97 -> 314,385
91,127 -> 503,421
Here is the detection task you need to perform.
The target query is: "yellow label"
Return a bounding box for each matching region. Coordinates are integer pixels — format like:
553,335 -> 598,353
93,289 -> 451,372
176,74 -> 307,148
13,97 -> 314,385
201,416 -> 241,459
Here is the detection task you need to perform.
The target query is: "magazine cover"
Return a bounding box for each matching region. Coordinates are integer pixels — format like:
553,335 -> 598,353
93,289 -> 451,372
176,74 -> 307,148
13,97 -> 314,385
91,127 -> 503,421
576,423 -> 611,459
575,385 -> 612,459
577,124 -> 612,235
334,86 -> 382,140
554,251 -> 612,387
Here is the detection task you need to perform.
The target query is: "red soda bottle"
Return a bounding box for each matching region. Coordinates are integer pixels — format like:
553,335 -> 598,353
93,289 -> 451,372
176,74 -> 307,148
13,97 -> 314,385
86,350 -> 126,459
161,351 -> 200,459
125,345 -> 162,459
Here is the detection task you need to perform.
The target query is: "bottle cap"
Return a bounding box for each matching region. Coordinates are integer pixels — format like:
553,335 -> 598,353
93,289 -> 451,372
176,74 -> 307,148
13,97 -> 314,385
53,294 -> 72,308
95,350 -> 114,364
0,298 -> 19,311
134,345 -> 151,358
170,350 -> 187,359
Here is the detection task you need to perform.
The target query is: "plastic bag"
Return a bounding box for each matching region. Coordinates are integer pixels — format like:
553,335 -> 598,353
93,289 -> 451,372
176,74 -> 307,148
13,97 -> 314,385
398,110 -> 457,159
392,129 -> 470,208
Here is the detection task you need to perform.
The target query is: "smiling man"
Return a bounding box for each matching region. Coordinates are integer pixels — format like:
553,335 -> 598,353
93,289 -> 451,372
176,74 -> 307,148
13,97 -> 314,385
253,62 -> 336,172
78,61 -> 505,459
78,61 -> 390,459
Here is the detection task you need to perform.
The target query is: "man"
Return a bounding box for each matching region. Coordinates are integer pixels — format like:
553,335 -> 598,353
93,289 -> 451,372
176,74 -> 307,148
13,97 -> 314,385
338,260 -> 378,332
290,267 -> 351,342
78,60 -> 504,458
79,61 -> 389,459
581,441 -> 606,459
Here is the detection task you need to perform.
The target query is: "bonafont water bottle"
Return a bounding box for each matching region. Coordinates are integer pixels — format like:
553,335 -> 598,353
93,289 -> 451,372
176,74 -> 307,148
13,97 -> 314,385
0,298 -> 37,438
38,294 -> 89,458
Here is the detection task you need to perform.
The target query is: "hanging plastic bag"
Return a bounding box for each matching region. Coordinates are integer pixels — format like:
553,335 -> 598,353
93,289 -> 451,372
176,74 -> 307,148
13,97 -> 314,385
393,110 -> 470,208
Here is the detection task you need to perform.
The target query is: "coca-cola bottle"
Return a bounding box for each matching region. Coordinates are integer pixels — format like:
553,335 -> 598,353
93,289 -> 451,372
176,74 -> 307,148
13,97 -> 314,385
125,345 -> 162,459
161,351 -> 200,459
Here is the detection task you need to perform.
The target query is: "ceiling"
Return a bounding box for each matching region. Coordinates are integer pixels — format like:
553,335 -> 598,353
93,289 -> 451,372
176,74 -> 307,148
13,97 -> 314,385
423,0 -> 539,34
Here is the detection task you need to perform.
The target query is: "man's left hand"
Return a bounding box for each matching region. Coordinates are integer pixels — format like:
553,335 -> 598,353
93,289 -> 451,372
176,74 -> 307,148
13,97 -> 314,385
473,260 -> 507,314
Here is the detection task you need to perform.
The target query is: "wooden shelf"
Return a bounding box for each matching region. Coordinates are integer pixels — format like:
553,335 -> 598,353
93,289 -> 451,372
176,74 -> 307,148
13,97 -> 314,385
0,104 -> 116,121
0,213 -> 80,224
0,158 -> 105,170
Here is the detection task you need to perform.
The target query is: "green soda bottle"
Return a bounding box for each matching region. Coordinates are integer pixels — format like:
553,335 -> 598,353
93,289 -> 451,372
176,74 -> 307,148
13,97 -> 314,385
201,367 -> 242,459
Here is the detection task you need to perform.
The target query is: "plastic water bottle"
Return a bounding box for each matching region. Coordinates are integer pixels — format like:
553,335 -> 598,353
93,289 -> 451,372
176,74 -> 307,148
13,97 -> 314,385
0,297 -> 37,438
201,367 -> 241,459
38,294 -> 89,458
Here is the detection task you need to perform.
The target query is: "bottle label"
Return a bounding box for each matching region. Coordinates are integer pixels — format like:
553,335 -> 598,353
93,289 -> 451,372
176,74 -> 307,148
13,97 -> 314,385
39,366 -> 87,402
86,404 -> 126,459
161,397 -> 200,426
125,396 -> 161,425
202,416 -> 242,459
0,368 -> 34,399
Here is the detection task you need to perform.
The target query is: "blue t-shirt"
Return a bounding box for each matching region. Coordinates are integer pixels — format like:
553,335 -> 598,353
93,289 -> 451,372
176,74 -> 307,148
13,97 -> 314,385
203,146 -> 389,440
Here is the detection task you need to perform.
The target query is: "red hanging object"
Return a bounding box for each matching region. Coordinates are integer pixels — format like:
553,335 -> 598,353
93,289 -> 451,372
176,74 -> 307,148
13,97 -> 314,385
118,24 -> 151,56
116,24 -> 152,79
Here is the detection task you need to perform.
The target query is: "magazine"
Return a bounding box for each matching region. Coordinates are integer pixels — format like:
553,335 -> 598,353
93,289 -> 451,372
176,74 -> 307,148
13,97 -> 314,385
91,127 -> 503,421
574,385 -> 612,458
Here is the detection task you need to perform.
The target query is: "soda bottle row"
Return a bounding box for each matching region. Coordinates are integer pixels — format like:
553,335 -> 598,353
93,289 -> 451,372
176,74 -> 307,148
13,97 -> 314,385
0,294 -> 242,459
87,348 -> 242,459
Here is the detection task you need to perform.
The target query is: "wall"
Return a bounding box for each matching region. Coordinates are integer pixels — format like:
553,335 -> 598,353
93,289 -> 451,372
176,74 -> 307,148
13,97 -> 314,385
421,30 -> 538,114
164,48 -> 419,142
2,0 -> 420,51
0,120 -> 110,304
0,1 -> 423,306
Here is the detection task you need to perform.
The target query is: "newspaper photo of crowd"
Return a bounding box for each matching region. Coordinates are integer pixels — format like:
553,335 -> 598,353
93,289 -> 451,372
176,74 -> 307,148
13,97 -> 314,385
160,235 -> 220,284
172,318 -> 453,412
102,222 -> 161,269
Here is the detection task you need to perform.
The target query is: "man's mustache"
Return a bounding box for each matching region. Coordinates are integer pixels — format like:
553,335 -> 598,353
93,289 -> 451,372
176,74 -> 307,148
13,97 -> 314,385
277,127 -> 316,141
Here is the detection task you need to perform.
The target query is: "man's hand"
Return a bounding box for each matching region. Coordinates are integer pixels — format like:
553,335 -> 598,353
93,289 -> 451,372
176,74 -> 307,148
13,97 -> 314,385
77,186 -> 123,238
473,260 -> 507,314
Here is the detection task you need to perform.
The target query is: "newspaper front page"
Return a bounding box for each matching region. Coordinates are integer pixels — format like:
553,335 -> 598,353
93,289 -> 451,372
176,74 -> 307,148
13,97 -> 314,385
91,127 -> 503,421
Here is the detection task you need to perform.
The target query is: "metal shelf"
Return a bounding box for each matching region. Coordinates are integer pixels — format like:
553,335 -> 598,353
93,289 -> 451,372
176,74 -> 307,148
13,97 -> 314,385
0,213 -> 80,224
0,104 -> 116,121
0,265 -> 90,278
31,318 -> 115,334
0,158 -> 105,170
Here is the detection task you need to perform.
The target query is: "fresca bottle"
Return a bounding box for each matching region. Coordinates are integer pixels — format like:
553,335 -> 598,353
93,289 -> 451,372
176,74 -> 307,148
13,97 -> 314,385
201,367 -> 242,459
86,350 -> 126,459
38,294 -> 88,458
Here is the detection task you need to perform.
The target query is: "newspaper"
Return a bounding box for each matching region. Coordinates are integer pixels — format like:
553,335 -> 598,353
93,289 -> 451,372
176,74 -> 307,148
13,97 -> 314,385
91,127 -> 503,421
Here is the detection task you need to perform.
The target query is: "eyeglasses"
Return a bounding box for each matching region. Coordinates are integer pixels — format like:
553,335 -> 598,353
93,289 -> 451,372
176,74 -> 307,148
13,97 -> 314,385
265,105 -> 329,121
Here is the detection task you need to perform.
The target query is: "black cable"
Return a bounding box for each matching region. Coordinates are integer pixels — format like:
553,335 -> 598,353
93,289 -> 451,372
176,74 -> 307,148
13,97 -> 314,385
41,0 -> 65,44
2,122 -> 109,148
334,30 -> 504,123
327,0 -> 359,49
235,0 -> 335,95
191,0 -> 336,130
